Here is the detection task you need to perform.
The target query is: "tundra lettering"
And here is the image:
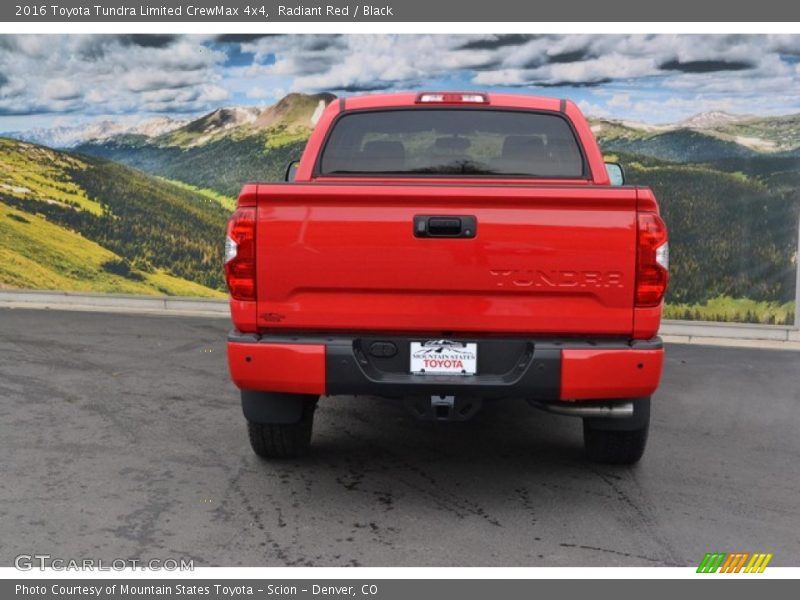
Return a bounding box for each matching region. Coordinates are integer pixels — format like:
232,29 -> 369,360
225,92 -> 669,464
489,269 -> 625,288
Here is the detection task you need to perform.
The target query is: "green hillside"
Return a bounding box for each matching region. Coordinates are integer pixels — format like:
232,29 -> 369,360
713,114 -> 800,153
592,112 -> 800,163
79,134 -> 305,198
618,153 -> 799,324
0,138 -> 227,296
598,129 -> 758,163
0,202 -> 217,296
154,177 -> 237,211
76,93 -> 333,197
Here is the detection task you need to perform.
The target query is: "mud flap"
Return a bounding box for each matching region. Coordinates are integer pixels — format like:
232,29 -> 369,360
241,390 -> 312,424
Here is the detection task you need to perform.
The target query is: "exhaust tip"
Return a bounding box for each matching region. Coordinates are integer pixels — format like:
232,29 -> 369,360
529,400 -> 634,419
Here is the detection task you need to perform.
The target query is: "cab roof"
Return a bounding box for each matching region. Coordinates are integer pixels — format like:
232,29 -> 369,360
340,92 -> 567,113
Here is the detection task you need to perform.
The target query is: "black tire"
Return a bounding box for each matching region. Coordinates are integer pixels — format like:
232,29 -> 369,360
247,397 -> 317,459
583,398 -> 650,465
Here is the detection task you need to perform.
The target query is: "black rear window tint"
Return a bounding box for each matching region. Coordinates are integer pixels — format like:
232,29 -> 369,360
319,109 -> 586,178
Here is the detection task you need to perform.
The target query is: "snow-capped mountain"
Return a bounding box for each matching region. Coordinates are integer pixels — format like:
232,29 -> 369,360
2,116 -> 188,148
676,111 -> 752,129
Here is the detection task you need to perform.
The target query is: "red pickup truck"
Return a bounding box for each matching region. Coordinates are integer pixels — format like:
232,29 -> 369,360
225,92 -> 668,464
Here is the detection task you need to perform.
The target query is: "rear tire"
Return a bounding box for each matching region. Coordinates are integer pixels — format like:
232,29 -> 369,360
246,396 -> 317,459
583,397 -> 650,465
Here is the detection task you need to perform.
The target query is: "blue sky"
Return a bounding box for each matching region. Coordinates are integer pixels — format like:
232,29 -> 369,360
1,34 -> 800,131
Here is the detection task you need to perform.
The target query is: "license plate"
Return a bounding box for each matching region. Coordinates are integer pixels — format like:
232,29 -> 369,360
410,340 -> 477,375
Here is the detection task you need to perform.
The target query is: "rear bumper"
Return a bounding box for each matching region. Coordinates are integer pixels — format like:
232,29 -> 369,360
227,333 -> 664,401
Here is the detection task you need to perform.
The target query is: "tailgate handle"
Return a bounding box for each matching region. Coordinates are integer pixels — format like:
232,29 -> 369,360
414,215 -> 477,238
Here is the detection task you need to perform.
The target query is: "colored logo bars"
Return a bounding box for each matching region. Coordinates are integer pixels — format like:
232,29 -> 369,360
697,553 -> 773,573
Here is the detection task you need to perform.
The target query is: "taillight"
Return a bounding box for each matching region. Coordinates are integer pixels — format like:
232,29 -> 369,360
224,207 -> 256,301
636,213 -> 669,307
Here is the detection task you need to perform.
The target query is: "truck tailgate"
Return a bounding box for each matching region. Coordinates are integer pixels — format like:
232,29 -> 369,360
255,184 -> 637,336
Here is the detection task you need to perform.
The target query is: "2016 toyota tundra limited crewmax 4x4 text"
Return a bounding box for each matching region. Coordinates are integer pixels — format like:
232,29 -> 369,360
224,92 -> 669,464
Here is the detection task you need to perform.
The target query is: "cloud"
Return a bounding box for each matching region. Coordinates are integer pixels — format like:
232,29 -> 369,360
332,82 -> 396,93
456,34 -> 535,51
607,94 -> 632,108
547,49 -> 595,64
246,87 -> 270,99
0,35 -> 227,116
659,59 -> 753,73
42,79 -> 81,101
470,35 -> 788,87
244,34 -> 793,95
117,34 -> 178,49
241,34 -> 346,65
0,34 -> 800,125
236,34 -> 800,121
248,35 -> 509,93
578,99 -> 610,117
215,34 -> 276,43
537,78 -> 613,88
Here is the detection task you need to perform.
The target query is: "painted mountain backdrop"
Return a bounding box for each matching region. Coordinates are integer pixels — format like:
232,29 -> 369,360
0,138 -> 228,297
2,93 -> 798,323
74,93 -> 334,197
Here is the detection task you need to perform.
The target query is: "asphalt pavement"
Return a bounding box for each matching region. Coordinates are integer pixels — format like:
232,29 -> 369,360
1,308 -> 798,567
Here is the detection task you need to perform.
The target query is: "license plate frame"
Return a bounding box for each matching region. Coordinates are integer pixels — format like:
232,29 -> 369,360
410,340 -> 477,376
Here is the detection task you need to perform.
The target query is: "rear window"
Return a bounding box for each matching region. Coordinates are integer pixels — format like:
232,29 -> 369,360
318,109 -> 586,178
